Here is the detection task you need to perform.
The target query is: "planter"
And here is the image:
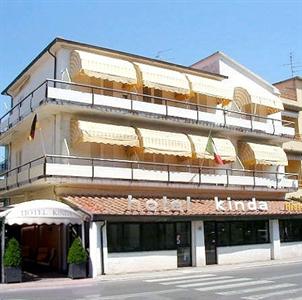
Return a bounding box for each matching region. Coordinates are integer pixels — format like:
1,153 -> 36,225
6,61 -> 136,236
68,262 -> 86,279
4,267 -> 22,283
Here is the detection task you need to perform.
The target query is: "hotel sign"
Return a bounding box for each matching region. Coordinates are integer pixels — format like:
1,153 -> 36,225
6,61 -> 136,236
215,197 -> 268,212
127,195 -> 191,212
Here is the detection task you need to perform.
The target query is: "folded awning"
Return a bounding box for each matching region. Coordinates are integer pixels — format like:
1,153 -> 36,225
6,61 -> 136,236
71,120 -> 139,147
0,200 -> 83,225
70,50 -> 137,84
136,128 -> 192,157
239,142 -> 288,166
189,135 -> 236,162
135,63 -> 190,94
234,87 -> 284,113
186,74 -> 233,102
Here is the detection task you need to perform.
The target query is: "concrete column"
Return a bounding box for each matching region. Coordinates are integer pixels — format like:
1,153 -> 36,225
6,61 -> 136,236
101,223 -> 108,274
269,219 -> 281,260
191,221 -> 206,267
89,222 -> 102,278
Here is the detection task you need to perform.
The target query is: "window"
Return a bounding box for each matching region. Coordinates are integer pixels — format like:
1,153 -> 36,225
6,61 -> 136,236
143,87 -> 152,102
280,219 -> 302,243
107,222 -> 190,253
217,221 -> 269,246
103,80 -> 113,96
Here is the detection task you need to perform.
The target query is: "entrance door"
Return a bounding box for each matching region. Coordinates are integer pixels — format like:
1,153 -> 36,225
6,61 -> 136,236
176,222 -> 191,267
204,221 -> 217,265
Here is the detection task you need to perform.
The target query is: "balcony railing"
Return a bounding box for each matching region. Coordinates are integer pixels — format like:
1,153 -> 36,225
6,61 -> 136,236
0,79 -> 295,137
0,154 -> 298,192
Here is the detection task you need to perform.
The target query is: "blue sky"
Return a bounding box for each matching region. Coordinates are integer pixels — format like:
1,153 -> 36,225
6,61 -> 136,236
0,0 -> 301,111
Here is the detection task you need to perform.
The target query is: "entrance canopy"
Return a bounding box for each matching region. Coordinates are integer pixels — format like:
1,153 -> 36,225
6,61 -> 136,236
0,200 -> 83,225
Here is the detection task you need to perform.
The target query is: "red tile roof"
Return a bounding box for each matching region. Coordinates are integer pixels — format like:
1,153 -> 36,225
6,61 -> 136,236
63,196 -> 302,218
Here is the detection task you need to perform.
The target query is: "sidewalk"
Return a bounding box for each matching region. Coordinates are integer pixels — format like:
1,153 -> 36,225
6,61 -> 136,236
0,257 -> 301,292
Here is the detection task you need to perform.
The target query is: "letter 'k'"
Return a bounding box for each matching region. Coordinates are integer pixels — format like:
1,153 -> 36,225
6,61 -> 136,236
215,196 -> 225,211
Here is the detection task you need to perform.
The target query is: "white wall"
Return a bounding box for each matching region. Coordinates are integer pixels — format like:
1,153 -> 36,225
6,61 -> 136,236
107,250 -> 177,274
280,242 -> 302,259
12,55 -> 54,107
217,244 -> 271,264
11,116 -> 55,167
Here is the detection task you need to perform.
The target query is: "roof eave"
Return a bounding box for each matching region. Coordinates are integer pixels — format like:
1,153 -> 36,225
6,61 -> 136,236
2,37 -> 227,96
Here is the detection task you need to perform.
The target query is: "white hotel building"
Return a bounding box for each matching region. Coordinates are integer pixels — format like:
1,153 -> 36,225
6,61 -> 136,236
0,38 -> 301,280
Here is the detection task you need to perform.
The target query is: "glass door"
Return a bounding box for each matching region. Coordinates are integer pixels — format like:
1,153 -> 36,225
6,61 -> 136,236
204,221 -> 217,265
176,222 -> 191,267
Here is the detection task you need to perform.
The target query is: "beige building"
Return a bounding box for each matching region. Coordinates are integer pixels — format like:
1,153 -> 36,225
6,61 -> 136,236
274,76 -> 302,198
0,39 -> 301,280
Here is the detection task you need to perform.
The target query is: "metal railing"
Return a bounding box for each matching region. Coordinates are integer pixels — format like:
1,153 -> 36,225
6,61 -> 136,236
0,154 -> 298,191
0,79 -> 295,136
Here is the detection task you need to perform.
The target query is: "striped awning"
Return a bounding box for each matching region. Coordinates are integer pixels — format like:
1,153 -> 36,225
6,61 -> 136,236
71,120 -> 139,147
234,87 -> 284,113
70,50 -> 137,84
239,142 -> 288,166
135,63 -> 190,94
186,74 -> 233,102
189,135 -> 236,162
136,128 -> 192,157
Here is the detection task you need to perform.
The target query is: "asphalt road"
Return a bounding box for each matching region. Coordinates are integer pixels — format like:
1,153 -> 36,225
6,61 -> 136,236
1,261 -> 302,300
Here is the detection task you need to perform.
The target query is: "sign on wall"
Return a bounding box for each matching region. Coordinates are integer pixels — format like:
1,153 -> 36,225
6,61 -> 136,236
215,196 -> 268,212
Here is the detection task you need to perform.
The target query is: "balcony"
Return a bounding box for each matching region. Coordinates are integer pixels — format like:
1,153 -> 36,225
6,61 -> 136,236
0,155 -> 298,192
0,79 -> 295,138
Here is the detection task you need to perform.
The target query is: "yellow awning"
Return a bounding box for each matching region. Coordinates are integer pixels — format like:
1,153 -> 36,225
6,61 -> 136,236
135,63 -> 190,94
186,74 -> 234,102
239,142 -> 288,166
234,87 -> 284,113
71,120 -> 139,147
189,135 -> 236,162
70,50 -> 137,84
137,128 -> 192,157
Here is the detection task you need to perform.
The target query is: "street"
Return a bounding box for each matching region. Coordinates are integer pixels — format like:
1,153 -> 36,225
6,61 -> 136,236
1,261 -> 302,300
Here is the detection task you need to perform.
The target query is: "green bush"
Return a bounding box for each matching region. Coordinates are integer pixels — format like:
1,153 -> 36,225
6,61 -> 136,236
4,238 -> 21,268
67,237 -> 87,264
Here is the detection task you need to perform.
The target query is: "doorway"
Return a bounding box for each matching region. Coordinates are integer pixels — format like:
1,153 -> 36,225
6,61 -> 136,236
204,221 -> 217,265
176,222 -> 192,267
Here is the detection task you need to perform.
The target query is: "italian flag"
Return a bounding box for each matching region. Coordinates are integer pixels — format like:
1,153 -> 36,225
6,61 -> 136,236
205,135 -> 224,165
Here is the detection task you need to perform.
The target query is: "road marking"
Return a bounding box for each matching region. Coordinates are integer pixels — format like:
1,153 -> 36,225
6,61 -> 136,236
160,275 -> 232,285
242,287 -> 302,300
195,280 -> 272,292
218,283 -> 296,296
96,288 -> 185,300
145,273 -> 215,282
264,272 -> 302,280
178,277 -> 251,288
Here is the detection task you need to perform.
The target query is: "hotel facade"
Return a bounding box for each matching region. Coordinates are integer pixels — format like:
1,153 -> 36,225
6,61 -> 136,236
0,38 -> 301,280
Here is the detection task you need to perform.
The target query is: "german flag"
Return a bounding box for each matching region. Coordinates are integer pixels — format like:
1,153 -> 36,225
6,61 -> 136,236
28,114 -> 37,141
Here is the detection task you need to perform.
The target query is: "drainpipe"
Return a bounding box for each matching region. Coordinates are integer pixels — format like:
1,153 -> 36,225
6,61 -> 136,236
47,49 -> 57,87
6,92 -> 13,110
100,221 -> 106,275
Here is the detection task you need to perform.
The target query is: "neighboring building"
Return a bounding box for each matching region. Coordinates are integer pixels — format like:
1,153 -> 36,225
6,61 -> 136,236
0,39 -> 301,280
273,76 -> 302,199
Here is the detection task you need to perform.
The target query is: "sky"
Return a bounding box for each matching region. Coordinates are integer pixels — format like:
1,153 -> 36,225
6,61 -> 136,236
0,0 -> 301,112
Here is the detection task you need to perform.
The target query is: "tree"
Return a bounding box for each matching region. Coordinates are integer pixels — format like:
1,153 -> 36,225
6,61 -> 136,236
4,238 -> 21,267
67,237 -> 87,264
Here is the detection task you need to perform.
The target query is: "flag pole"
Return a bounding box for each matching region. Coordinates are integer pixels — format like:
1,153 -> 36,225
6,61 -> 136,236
199,129 -> 212,169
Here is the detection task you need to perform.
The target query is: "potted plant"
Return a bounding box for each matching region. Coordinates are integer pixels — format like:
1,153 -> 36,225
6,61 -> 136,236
3,238 -> 22,283
67,237 -> 87,279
